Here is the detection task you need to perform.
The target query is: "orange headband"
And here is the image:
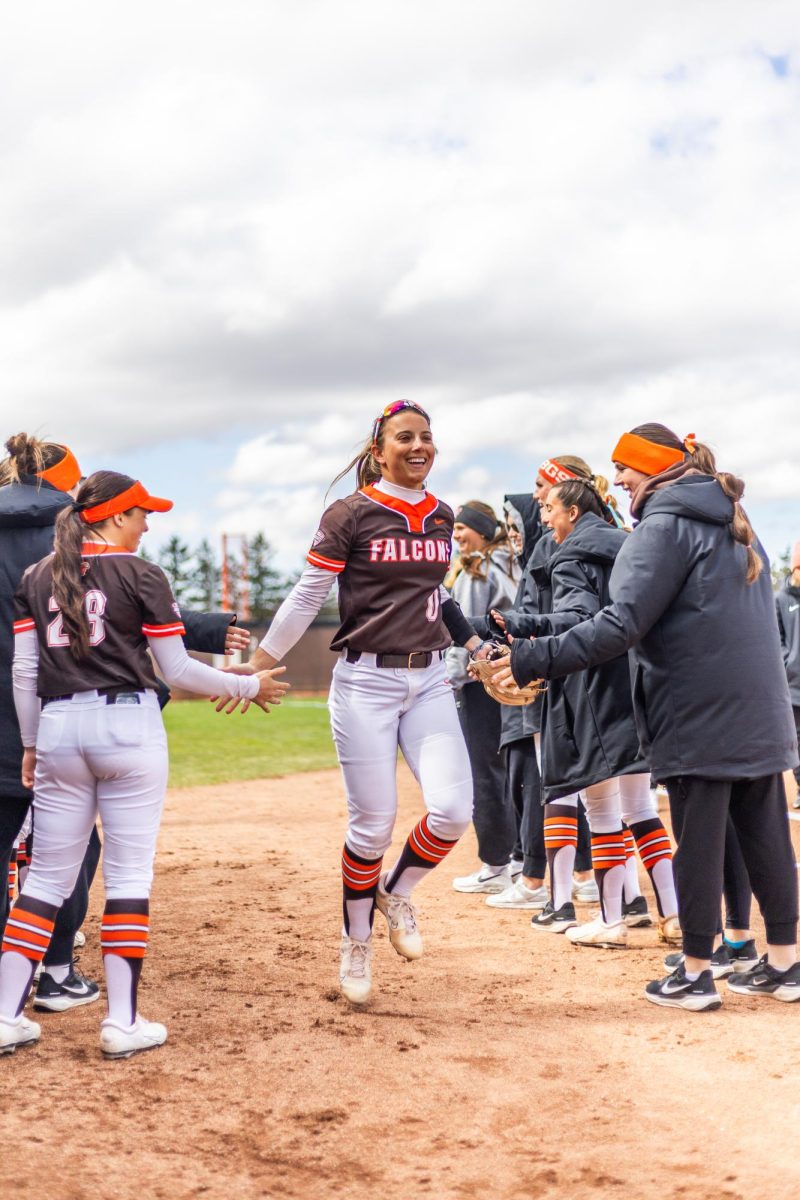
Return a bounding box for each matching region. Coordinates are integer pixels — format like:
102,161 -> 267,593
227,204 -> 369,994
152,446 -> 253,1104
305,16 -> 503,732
538,459 -> 580,487
611,432 -> 687,477
80,481 -> 173,525
37,445 -> 81,492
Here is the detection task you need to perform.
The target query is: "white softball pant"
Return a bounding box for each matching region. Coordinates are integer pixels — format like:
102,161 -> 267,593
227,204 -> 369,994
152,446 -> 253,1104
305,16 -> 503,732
328,654 -> 473,859
584,772 -> 656,833
24,691 -> 168,907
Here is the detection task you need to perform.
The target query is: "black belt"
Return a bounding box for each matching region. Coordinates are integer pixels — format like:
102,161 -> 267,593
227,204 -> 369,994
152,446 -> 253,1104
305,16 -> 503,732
42,687 -> 145,708
345,649 -> 444,669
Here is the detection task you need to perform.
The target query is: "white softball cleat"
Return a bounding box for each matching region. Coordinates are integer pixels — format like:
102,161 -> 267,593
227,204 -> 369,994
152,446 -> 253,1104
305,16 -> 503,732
566,915 -> 628,949
375,877 -> 423,960
339,936 -> 373,1005
0,1014 -> 41,1055
100,1015 -> 168,1060
658,915 -> 682,945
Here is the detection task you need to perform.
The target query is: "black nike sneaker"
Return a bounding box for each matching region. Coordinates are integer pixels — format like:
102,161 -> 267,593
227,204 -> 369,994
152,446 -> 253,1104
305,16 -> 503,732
34,968 -> 100,1012
644,964 -> 722,1011
622,895 -> 653,927
726,956 -> 800,1002
724,938 -> 759,972
530,901 -> 577,933
663,944 -> 734,980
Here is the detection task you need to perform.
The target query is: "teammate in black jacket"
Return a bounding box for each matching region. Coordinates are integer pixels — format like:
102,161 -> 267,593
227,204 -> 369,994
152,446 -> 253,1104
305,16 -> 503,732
493,423 -> 799,1010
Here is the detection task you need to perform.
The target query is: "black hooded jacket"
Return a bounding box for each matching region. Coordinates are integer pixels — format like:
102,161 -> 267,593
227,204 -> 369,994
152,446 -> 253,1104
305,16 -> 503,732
526,513 -> 645,800
0,479 -> 236,801
511,476 -> 798,781
776,576 -> 800,707
471,493 -> 544,745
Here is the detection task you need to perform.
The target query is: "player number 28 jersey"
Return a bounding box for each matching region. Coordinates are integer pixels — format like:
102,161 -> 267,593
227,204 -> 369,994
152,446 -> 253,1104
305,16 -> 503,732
13,545 -> 186,697
307,486 -> 454,655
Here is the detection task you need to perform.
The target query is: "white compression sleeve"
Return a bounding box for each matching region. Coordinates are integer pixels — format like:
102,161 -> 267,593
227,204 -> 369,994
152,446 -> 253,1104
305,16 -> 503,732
12,628 -> 41,747
259,565 -> 335,661
148,635 -> 260,700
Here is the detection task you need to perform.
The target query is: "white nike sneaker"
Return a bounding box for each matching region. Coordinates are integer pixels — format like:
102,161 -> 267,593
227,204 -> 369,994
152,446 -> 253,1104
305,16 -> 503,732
339,936 -> 373,1005
572,877 -> 600,903
100,1015 -> 168,1060
486,881 -> 549,910
0,1014 -> 41,1055
452,865 -> 512,894
565,915 -> 628,949
509,859 -> 524,881
374,877 -> 423,960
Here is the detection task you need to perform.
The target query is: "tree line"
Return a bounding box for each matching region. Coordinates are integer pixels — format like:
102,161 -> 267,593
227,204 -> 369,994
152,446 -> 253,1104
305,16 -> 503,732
146,534 -> 315,623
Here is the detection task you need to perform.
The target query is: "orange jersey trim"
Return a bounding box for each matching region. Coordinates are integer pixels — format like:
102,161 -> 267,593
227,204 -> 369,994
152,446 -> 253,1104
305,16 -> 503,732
13,619 -> 36,635
142,622 -> 186,638
359,486 -> 440,534
307,550 -> 346,573
80,543 -> 134,557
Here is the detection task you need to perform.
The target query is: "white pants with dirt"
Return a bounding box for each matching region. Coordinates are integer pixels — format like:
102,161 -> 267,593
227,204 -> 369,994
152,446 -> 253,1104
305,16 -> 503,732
328,654 -> 473,858
24,690 -> 168,906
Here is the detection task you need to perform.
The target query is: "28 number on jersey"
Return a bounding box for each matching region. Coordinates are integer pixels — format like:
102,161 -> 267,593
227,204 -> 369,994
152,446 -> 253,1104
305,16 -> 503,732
47,590 -> 108,648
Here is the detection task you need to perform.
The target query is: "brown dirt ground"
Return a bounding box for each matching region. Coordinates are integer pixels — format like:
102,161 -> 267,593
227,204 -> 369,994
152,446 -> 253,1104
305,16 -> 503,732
6,769 -> 800,1200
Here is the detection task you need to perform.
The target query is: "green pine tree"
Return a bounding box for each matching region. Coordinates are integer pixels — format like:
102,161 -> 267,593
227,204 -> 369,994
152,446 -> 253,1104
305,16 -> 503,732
248,533 -> 285,621
188,538 -> 220,610
158,535 -> 192,603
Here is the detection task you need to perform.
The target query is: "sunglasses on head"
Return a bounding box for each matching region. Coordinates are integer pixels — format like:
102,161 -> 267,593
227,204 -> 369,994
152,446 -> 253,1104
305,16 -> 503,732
372,400 -> 430,442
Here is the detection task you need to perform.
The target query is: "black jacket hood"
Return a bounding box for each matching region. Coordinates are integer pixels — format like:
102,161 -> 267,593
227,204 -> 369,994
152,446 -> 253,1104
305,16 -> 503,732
0,478 -> 71,530
549,512 -> 626,571
504,493 -> 542,569
783,575 -> 800,600
639,475 -> 733,527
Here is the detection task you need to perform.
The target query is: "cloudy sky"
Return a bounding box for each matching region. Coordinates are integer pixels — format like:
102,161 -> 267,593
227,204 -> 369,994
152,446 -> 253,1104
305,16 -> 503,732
1,1 -> 799,571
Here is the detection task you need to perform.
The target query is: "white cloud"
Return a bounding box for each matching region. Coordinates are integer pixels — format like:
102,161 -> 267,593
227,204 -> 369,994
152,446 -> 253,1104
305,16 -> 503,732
0,1 -> 799,564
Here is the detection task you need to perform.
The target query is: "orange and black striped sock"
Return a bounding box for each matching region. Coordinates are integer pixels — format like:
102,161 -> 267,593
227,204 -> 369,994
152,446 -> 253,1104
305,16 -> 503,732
341,845 -> 383,941
384,815 -> 458,898
0,895 -> 58,1017
590,829 -> 627,924
629,818 -> 676,918
544,804 -> 579,909
621,824 -> 642,903
102,899 -> 150,1027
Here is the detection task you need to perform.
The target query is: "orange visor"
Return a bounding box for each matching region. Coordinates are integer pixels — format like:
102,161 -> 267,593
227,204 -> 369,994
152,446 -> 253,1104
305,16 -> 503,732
37,445 -> 81,492
80,481 -> 173,525
538,459 -> 580,487
611,432 -> 685,477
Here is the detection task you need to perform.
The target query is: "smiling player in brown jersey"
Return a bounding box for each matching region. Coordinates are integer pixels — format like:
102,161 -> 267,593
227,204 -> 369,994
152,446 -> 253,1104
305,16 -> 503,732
226,401 -> 486,1004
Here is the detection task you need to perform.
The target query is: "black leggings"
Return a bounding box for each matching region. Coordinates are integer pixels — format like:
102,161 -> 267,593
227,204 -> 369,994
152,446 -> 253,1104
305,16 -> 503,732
457,683 -> 517,865
666,773 -> 798,959
505,739 -> 545,878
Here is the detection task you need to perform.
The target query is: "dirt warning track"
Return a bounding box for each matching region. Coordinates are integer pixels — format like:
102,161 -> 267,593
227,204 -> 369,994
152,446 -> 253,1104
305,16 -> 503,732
6,768 -> 800,1200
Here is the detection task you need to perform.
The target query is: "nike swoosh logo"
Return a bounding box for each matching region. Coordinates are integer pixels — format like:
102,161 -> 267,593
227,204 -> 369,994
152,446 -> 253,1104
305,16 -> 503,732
433,519 -> 447,526
790,604 -> 800,612
662,980 -> 690,994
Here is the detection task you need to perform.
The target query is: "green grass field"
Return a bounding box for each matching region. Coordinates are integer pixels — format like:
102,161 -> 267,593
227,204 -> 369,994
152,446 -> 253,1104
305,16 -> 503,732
162,697 -> 338,788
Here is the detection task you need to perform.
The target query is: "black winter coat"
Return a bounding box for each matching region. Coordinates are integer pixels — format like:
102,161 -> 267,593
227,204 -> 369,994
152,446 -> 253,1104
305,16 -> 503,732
527,513 -> 645,800
511,476 -> 798,782
776,577 -> 800,707
1,479 -> 235,800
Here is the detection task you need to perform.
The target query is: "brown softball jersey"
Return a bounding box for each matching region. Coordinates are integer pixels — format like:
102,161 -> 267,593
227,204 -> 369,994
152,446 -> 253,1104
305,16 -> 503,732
13,544 -> 185,697
307,486 -> 454,655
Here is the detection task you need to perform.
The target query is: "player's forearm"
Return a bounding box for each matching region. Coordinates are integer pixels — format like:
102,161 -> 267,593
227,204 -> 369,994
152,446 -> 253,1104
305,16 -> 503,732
148,635 -> 259,699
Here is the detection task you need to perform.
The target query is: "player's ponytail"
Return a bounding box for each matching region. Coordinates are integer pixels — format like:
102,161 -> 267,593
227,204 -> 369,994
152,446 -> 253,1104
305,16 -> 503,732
52,471 -> 137,661
329,433 -> 383,493
628,423 -> 763,584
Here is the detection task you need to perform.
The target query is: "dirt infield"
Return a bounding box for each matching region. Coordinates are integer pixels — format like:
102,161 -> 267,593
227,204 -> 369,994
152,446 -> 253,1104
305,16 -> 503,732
6,768 -> 800,1200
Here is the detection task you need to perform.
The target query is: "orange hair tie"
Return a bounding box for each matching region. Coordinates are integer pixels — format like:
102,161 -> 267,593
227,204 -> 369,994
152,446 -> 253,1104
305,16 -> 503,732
611,432 -> 685,477
37,445 -> 81,492
683,433 -> 697,453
